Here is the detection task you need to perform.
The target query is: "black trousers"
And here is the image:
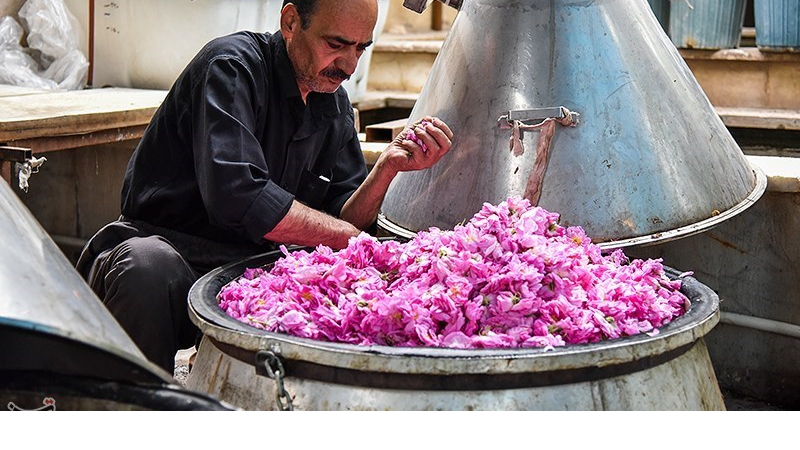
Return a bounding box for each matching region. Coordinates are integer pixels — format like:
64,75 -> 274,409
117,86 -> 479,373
77,220 -> 268,373
86,235 -> 200,372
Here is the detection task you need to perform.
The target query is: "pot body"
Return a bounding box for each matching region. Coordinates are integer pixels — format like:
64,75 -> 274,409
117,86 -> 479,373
185,250 -> 725,411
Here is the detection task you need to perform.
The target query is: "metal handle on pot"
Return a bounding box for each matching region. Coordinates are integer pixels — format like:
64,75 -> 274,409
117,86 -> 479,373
497,107 -> 580,129
255,350 -> 294,411
497,106 -> 579,206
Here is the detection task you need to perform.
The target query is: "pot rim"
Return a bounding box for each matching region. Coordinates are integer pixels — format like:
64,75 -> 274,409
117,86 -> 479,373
188,250 -> 719,375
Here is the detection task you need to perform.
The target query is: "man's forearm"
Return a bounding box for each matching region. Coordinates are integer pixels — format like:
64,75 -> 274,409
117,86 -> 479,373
264,200 -> 360,249
340,157 -> 398,230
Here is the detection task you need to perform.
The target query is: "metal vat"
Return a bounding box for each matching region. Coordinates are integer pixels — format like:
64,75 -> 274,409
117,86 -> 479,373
379,0 -> 765,249
186,249 -> 725,411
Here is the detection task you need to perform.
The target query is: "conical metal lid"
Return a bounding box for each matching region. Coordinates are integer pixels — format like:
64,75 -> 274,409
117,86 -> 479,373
380,0 -> 765,249
0,180 -> 171,385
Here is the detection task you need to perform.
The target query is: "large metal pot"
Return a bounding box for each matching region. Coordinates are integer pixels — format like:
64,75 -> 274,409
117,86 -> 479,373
380,0 -> 766,249
186,249 -> 725,411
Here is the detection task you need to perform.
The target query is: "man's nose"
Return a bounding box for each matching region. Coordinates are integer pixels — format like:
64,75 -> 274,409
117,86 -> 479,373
338,47 -> 360,75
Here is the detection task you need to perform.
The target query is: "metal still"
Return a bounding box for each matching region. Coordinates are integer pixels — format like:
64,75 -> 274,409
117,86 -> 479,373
379,0 -> 766,249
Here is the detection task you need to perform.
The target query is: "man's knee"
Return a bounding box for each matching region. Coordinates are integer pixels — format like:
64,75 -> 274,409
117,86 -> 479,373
110,236 -> 192,285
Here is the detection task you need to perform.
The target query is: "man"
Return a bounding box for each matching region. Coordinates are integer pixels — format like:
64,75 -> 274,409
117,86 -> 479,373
76,0 -> 453,372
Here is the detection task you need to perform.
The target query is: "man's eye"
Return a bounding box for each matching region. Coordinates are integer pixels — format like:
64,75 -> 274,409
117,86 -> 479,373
327,42 -> 342,50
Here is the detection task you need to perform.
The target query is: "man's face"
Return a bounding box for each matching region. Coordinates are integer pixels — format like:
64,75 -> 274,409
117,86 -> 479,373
282,0 -> 378,99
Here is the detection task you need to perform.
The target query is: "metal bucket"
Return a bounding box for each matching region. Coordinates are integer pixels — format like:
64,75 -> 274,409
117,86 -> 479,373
755,0 -> 800,51
379,0 -> 765,250
669,0 -> 748,49
186,249 -> 725,411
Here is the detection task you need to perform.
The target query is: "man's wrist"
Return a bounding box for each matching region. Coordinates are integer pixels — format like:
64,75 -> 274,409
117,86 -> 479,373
374,151 -> 401,180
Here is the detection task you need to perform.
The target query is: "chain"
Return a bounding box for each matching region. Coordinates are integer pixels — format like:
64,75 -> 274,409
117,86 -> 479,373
255,350 -> 294,411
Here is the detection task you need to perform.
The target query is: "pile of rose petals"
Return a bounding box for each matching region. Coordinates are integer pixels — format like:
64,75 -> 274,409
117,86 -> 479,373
218,196 -> 689,350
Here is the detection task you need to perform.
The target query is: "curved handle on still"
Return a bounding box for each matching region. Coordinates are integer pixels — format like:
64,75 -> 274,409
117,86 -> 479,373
497,106 -> 579,205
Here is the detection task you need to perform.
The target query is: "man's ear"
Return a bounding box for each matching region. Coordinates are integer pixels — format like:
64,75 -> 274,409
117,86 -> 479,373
280,4 -> 300,41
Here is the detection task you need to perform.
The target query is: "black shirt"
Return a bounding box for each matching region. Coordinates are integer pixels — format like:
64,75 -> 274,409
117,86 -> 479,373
120,31 -> 367,246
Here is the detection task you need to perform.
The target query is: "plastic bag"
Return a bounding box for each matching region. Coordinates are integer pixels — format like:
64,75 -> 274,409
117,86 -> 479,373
0,15 -> 24,48
0,15 -> 58,89
19,0 -> 82,67
0,0 -> 87,90
42,48 -> 88,89
0,48 -> 59,89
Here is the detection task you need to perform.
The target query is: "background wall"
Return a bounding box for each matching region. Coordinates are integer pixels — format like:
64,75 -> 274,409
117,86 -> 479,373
0,0 -> 26,18
62,0 -> 89,57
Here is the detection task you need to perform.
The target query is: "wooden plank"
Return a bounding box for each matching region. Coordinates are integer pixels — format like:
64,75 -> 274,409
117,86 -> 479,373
1,162 -> 11,186
385,95 -> 418,109
360,141 -> 385,167
0,88 -> 167,141
746,155 -> 800,193
353,91 -> 418,111
717,107 -> 800,131
365,118 -> 408,142
10,125 -> 147,153
680,47 -> 800,63
0,85 -> 50,98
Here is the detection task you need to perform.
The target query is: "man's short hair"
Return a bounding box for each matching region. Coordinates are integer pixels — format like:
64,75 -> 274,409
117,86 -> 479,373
283,0 -> 318,30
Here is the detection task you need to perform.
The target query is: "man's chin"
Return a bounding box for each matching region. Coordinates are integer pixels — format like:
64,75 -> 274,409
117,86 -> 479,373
312,80 -> 344,94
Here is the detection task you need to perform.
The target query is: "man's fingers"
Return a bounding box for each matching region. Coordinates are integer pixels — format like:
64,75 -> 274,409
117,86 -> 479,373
402,139 -> 424,157
430,117 -> 454,140
417,116 -> 454,141
421,122 -> 451,153
412,125 -> 442,154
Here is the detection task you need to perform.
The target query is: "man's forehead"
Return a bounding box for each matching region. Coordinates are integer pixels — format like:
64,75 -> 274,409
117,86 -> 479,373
310,0 -> 378,39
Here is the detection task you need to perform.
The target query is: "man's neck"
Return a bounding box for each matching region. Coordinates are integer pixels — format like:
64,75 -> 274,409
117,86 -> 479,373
300,89 -> 310,104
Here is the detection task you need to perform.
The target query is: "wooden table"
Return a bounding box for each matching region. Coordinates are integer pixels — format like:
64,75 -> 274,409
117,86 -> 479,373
0,86 -> 167,184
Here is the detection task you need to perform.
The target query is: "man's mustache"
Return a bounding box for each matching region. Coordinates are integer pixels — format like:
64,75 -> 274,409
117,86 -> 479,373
321,66 -> 350,81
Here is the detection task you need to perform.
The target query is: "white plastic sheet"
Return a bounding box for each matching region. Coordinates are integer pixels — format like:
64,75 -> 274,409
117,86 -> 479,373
0,0 -> 87,90
19,0 -> 82,66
